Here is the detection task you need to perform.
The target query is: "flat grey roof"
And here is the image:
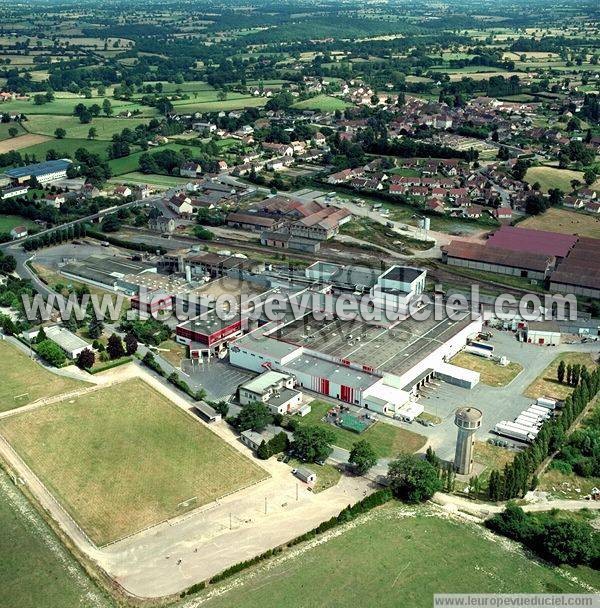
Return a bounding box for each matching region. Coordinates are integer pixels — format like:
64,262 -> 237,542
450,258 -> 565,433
380,266 -> 424,283
267,387 -> 301,408
284,352 -> 378,391
5,159 -> 72,179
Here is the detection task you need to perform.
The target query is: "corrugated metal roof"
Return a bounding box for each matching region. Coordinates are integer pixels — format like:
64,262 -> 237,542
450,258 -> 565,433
488,226 -> 577,258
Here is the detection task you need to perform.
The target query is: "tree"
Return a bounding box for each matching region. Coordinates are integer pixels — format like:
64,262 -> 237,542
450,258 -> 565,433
87,318 -> 104,339
388,454 -> 442,503
124,332 -> 138,355
584,169 -> 596,186
54,127 -> 66,139
106,333 -> 125,360
102,98 -> 113,117
0,254 -> 16,274
76,348 -> 95,370
292,425 -> 335,463
88,127 -> 98,140
235,401 -> 272,433
557,360 -> 566,384
8,127 -> 18,138
36,339 -> 66,367
349,440 -> 377,474
539,519 -> 595,565
256,440 -> 271,460
35,326 -> 47,343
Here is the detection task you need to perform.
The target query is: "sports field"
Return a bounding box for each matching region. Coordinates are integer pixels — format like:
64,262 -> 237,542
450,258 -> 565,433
0,378 -> 268,545
0,340 -> 84,412
298,400 -> 426,458
201,504 -> 597,608
0,469 -> 113,608
518,207 -> 600,239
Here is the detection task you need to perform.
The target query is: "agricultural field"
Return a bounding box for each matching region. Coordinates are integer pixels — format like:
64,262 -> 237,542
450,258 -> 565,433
0,121 -> 25,140
200,504 -> 598,608
16,137 -> 111,161
518,207 -> 600,239
291,94 -> 353,111
0,96 -> 154,116
524,352 -> 598,400
0,133 -> 50,153
297,400 -> 426,458
0,469 -> 113,608
525,166 -> 600,193
25,115 -> 150,140
0,340 -> 85,412
0,379 -> 268,545
451,352 -> 523,387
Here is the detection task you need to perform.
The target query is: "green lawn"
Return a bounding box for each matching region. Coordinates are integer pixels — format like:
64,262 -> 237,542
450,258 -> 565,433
200,504 -> 597,608
291,94 -> 353,111
0,469 -> 113,608
0,214 -> 39,234
298,401 -> 426,458
0,378 -> 268,545
171,94 -> 267,114
0,340 -> 85,412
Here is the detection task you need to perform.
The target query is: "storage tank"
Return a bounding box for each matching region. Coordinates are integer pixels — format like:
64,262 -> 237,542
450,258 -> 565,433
453,407 -> 483,475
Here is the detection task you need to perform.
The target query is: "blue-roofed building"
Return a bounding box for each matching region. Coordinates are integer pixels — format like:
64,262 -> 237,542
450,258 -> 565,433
4,159 -> 73,184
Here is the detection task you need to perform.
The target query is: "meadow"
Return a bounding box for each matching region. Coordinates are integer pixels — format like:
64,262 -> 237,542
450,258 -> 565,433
291,94 -> 353,111
199,504 -> 598,608
0,378 -> 268,545
0,469 -> 113,608
518,207 -> 600,240
525,166 -> 600,193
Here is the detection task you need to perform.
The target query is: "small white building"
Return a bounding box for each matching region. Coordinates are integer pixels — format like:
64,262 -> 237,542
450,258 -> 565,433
44,325 -> 91,359
10,225 -> 28,239
239,370 -> 302,415
526,320 -> 561,346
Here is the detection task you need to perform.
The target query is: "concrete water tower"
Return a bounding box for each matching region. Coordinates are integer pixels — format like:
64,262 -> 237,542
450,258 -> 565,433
453,407 -> 483,475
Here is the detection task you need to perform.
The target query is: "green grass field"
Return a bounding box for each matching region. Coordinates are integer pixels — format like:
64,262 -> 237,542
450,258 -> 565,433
0,340 -> 84,412
0,96 -> 155,116
0,469 -> 113,608
525,166 -> 600,193
200,504 -> 598,608
0,214 -> 38,234
291,94 -> 353,111
109,171 -> 190,187
0,379 -> 268,545
17,138 -> 111,161
172,95 -> 267,114
108,143 -> 193,175
0,122 -> 25,140
298,401 -> 426,458
25,115 -> 151,140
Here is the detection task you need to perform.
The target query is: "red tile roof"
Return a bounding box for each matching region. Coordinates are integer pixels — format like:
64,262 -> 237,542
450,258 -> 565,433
488,226 -> 577,258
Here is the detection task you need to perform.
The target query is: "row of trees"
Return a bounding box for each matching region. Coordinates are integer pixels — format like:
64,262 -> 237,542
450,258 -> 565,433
488,365 -> 600,501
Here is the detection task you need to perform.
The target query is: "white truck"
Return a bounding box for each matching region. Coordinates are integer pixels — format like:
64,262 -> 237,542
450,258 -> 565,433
494,421 -> 537,443
536,397 -> 557,410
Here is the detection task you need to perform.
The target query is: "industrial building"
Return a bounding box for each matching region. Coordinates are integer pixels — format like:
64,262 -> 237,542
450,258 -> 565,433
526,320 -> 561,346
228,262 -> 482,417
443,225 -> 600,299
4,159 -> 73,184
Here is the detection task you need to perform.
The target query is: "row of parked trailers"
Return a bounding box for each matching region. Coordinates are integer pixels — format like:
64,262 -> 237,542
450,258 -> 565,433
494,397 -> 558,443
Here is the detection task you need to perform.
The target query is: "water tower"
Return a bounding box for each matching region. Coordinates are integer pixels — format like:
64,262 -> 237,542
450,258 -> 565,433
453,407 -> 483,475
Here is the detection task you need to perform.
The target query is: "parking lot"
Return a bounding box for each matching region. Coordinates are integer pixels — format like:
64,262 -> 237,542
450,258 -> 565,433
414,329 -> 577,460
181,358 -> 255,401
